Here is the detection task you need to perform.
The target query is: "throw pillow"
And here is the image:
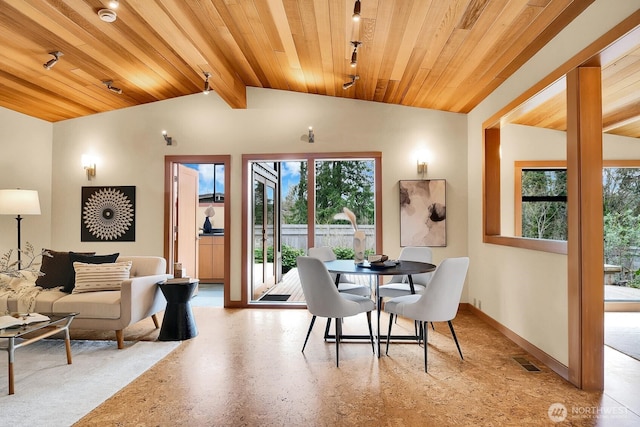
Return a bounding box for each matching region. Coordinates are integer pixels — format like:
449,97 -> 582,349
72,261 -> 132,294
64,252 -> 119,293
35,250 -> 95,290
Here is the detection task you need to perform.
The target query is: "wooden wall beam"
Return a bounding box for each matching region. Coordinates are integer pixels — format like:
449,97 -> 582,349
566,66 -> 604,391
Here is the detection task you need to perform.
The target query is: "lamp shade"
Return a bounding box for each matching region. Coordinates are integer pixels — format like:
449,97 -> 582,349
0,189 -> 41,215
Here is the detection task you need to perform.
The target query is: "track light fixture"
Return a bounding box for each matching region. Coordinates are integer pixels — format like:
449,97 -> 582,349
342,74 -> 359,90
43,51 -> 63,70
350,41 -> 362,67
352,0 -> 361,21
162,130 -> 173,146
102,80 -> 122,94
203,72 -> 211,94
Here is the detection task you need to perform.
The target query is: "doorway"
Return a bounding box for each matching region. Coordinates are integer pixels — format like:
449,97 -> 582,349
164,155 -> 231,307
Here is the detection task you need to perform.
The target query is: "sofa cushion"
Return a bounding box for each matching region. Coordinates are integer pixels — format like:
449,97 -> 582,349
72,261 -> 132,294
35,250 -> 95,289
52,292 -> 122,319
64,252 -> 119,293
5,289 -> 67,313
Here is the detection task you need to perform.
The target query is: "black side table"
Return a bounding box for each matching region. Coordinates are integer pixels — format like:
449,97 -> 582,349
158,280 -> 199,341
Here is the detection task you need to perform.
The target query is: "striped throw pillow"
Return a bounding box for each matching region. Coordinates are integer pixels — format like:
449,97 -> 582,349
72,261 -> 132,293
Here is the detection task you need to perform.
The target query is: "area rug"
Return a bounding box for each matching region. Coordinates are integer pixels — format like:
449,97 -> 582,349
605,312 -> 640,361
0,339 -> 180,426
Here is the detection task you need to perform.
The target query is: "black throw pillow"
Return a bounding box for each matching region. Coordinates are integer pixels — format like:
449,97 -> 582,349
35,250 -> 95,290
64,252 -> 119,293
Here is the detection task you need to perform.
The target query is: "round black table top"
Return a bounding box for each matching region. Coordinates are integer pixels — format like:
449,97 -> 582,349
324,259 -> 436,276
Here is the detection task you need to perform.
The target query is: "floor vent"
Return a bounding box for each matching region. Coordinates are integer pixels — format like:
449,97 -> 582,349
513,356 -> 541,372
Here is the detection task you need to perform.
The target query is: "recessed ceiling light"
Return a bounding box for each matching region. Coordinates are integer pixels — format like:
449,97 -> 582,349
108,0 -> 119,9
98,8 -> 117,23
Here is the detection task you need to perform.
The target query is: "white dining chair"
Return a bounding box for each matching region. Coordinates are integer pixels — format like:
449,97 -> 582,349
378,247 -> 433,300
297,256 -> 375,367
308,246 -> 371,296
383,257 -> 469,372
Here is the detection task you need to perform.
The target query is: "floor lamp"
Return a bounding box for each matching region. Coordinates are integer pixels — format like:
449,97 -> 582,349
0,189 -> 41,268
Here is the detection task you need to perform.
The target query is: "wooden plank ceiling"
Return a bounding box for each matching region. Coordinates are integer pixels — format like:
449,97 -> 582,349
0,0 -> 637,138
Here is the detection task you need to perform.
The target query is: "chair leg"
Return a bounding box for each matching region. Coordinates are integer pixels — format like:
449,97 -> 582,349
366,311 -> 375,354
335,318 -> 341,367
448,320 -> 464,360
385,313 -> 394,355
423,321 -> 429,372
302,315 -> 317,353
324,318 -> 332,340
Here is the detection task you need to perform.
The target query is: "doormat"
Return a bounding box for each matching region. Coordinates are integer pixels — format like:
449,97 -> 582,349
260,294 -> 291,301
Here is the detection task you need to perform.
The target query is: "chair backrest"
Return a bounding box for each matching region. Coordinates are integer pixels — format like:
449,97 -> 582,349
308,246 -> 349,283
403,257 -> 469,322
389,246 -> 433,285
296,256 -> 360,318
307,246 -> 337,262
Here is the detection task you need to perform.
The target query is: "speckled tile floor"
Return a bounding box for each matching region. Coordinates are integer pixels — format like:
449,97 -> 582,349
72,308 -> 640,426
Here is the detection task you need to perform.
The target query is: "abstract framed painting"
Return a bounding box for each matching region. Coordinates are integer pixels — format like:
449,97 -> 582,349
81,186 -> 136,242
399,179 -> 446,247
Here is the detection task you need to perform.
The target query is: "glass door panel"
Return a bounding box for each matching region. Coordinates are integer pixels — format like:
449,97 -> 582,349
251,164 -> 280,302
314,159 -> 376,257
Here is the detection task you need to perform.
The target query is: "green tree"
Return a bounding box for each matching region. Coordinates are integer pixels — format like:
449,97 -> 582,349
315,160 -> 374,225
521,169 -> 567,240
603,168 -> 640,284
282,162 -> 308,224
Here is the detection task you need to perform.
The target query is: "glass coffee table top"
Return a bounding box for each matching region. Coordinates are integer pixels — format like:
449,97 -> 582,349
0,313 -> 77,338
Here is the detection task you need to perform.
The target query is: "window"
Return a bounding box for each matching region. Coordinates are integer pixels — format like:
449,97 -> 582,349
517,167 -> 567,240
185,163 -> 225,203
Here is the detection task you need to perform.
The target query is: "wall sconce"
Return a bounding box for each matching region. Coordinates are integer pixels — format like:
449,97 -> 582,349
417,160 -> 428,178
416,150 -> 431,179
308,126 -> 315,143
81,154 -> 97,180
162,130 -> 173,145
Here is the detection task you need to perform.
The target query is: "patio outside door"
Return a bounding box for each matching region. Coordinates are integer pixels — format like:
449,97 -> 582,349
251,166 -> 280,300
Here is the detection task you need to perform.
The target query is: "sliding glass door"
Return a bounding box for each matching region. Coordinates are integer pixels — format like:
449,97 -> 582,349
244,153 -> 381,305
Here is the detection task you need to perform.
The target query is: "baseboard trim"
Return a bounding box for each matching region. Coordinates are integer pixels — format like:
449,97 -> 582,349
463,303 -> 569,382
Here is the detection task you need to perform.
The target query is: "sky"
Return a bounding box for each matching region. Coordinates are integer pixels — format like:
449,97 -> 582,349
185,163 -> 224,195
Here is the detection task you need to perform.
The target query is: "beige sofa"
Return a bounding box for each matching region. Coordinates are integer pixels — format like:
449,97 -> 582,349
4,256 -> 170,349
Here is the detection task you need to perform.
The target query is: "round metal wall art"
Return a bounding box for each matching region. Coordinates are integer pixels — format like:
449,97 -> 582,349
81,186 -> 135,241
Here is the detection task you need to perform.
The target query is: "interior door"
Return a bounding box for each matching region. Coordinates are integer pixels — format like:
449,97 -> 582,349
176,164 -> 199,279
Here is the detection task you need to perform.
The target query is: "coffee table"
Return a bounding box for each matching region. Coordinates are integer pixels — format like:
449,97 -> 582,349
0,312 -> 77,395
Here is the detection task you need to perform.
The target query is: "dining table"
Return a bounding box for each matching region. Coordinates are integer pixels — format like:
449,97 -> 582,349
324,259 -> 436,357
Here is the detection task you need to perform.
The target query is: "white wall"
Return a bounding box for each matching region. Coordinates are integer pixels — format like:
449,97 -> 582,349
0,107 -> 52,255
51,88 -> 468,301
467,0 -> 639,365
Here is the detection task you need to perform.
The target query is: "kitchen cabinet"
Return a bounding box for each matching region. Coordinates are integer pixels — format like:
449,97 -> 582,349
198,234 -> 225,282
